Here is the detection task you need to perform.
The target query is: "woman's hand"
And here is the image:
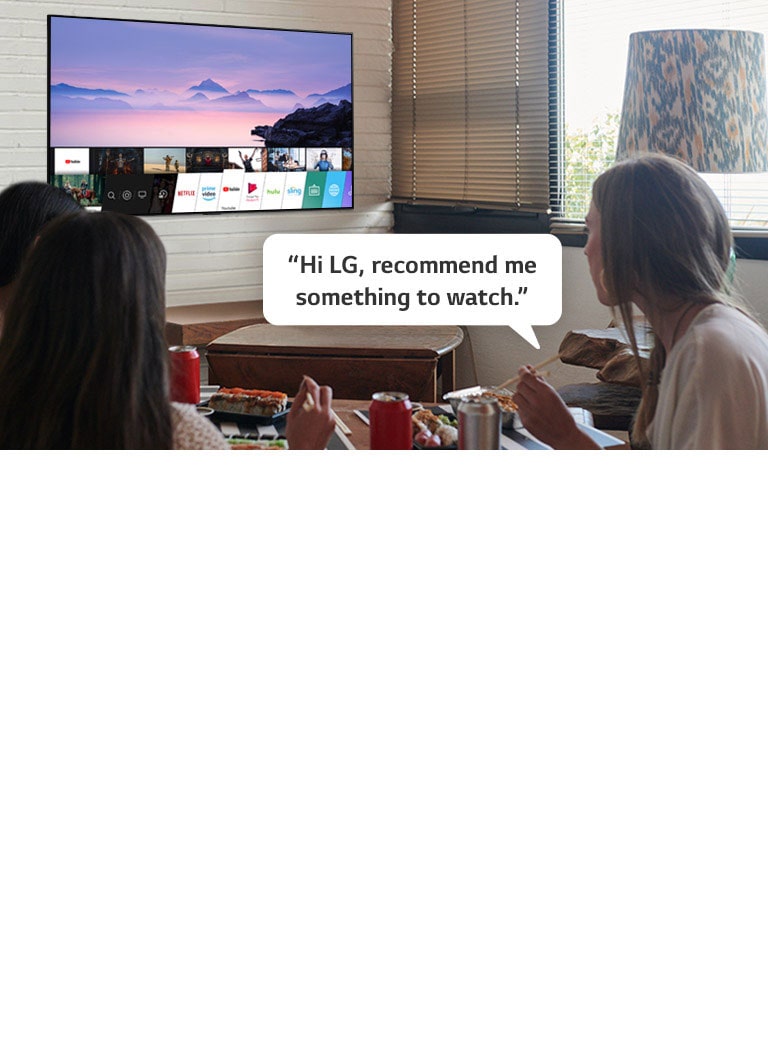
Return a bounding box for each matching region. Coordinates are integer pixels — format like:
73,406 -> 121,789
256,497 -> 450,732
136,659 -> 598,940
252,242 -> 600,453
285,375 -> 335,449
514,366 -> 599,449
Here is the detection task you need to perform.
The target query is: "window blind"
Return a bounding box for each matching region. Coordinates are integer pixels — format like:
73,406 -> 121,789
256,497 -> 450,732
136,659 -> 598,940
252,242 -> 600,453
560,0 -> 768,229
392,0 -> 552,212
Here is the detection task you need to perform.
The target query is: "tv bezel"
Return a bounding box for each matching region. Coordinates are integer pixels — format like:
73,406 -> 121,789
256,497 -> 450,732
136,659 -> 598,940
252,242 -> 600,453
46,13 -> 354,216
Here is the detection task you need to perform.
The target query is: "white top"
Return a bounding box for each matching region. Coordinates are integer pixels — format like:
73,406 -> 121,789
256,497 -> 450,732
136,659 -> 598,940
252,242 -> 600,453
648,304 -> 768,450
171,402 -> 228,450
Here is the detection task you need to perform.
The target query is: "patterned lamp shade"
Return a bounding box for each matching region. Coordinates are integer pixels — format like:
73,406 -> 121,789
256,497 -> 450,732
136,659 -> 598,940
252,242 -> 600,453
616,29 -> 768,173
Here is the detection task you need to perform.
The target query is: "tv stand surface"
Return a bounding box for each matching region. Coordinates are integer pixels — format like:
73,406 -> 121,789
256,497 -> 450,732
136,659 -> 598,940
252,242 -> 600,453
165,300 -> 265,347
206,323 -> 464,402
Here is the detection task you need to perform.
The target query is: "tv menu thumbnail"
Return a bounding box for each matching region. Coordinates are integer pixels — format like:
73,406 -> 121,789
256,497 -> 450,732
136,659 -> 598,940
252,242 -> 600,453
91,147 -> 144,176
52,172 -> 105,206
185,148 -> 226,173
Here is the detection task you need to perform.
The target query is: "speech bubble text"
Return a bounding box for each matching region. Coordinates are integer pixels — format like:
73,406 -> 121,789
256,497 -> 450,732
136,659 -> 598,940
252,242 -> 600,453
262,233 -> 562,348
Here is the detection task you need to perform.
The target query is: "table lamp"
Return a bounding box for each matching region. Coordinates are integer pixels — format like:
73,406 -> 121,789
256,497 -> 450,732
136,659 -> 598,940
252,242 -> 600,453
616,29 -> 768,173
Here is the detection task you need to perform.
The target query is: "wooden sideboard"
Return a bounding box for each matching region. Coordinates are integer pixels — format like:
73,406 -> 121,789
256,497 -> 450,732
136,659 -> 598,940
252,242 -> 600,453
165,300 -> 265,347
205,323 -> 465,402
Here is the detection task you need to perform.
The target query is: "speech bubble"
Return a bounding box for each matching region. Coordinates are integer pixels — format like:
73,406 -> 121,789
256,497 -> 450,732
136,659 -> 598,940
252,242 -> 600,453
262,233 -> 562,349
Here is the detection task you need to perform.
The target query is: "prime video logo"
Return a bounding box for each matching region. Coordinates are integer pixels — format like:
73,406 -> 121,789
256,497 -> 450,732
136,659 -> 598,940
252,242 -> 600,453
201,186 -> 217,200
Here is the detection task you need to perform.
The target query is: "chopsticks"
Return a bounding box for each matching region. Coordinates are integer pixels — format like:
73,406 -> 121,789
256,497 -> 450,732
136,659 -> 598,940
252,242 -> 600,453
302,388 -> 352,435
332,410 -> 352,435
495,353 -> 561,392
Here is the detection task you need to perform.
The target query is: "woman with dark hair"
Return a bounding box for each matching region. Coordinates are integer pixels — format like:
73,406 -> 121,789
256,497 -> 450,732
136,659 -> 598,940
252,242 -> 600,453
0,181 -> 81,325
514,153 -> 768,449
0,210 -> 334,450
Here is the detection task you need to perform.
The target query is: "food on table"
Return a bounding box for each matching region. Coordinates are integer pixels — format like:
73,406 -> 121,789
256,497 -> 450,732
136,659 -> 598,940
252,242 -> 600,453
414,428 -> 441,448
412,408 -> 459,448
481,390 -> 518,412
208,387 -> 288,415
226,436 -> 288,449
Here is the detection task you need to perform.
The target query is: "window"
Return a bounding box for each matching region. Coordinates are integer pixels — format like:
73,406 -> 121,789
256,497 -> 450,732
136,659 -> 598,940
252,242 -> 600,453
392,0 -> 768,236
392,0 -> 553,213
561,0 -> 768,230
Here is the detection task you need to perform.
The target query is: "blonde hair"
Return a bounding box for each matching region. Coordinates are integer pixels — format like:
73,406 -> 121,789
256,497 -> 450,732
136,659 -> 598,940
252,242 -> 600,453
592,153 -> 733,443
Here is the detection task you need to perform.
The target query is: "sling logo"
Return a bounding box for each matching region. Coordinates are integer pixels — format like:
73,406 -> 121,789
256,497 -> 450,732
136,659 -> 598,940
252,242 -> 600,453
286,186 -> 302,196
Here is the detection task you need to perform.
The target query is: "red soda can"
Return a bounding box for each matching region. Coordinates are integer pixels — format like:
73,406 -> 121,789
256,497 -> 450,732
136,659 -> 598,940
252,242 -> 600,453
369,391 -> 413,449
168,344 -> 200,404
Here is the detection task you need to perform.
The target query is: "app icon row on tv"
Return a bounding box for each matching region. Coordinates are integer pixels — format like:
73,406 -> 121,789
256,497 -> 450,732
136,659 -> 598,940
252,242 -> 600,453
51,170 -> 353,214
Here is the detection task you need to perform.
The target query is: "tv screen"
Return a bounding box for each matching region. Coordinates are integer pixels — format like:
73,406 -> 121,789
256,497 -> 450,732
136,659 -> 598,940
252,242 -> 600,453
47,16 -> 353,215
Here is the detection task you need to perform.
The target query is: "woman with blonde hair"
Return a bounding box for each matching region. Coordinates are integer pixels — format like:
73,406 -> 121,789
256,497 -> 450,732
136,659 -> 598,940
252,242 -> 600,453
514,153 -> 768,449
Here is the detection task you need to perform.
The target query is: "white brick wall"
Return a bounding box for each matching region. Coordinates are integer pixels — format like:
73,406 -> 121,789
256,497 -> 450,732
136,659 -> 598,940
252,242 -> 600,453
3,0 -> 393,304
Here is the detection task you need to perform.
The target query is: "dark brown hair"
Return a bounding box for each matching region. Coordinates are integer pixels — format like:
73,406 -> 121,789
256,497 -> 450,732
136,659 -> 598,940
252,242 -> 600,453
592,153 -> 734,442
0,181 -> 81,287
0,210 -> 173,449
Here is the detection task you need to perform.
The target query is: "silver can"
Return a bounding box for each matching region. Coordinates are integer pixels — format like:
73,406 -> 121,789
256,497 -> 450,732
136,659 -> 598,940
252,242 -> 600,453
458,396 -> 501,450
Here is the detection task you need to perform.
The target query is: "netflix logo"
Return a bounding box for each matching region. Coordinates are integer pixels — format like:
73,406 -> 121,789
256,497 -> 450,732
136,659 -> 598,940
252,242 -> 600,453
171,174 -> 200,213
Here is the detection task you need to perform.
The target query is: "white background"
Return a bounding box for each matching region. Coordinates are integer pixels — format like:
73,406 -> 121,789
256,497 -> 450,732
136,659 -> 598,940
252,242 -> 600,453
2,449 -> 765,1048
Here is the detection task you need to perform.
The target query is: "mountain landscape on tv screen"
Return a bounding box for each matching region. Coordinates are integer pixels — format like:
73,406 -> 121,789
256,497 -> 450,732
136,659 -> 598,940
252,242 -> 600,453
51,80 -> 351,112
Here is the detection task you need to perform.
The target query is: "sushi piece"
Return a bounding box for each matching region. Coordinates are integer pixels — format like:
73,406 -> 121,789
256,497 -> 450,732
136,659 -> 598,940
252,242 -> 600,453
208,387 -> 288,415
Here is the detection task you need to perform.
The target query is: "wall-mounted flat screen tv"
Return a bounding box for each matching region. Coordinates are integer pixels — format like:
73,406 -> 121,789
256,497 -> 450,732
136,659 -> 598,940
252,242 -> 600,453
47,15 -> 353,215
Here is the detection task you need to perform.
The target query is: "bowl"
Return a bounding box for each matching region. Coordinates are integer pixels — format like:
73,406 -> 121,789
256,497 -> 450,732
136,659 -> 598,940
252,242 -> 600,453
444,386 -> 518,429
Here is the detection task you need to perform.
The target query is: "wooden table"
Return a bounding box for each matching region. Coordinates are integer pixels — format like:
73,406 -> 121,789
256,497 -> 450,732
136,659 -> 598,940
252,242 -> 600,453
330,400 -> 377,449
205,324 -> 464,402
